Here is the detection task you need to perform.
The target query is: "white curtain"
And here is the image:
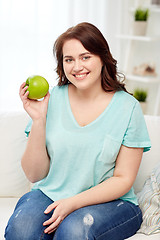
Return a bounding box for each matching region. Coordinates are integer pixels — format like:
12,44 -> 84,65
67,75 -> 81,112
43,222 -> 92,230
0,0 -> 121,111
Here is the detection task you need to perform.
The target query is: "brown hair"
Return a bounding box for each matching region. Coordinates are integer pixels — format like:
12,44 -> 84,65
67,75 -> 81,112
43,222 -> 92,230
53,22 -> 127,92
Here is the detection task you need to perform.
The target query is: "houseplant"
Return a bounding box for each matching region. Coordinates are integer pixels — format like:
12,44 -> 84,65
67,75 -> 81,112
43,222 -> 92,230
133,8 -> 149,36
135,8 -> 149,21
133,88 -> 148,114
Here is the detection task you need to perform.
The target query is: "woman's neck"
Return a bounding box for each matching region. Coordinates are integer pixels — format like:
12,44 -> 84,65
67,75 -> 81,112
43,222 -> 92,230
69,83 -> 106,101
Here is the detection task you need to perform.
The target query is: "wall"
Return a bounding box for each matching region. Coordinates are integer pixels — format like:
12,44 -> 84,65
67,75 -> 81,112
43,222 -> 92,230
0,0 -> 121,111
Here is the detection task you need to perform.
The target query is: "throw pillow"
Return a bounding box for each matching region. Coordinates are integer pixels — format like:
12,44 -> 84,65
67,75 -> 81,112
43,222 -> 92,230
137,161 -> 160,235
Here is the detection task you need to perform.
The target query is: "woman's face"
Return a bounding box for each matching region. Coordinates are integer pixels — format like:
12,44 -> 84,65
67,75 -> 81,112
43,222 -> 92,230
62,39 -> 103,90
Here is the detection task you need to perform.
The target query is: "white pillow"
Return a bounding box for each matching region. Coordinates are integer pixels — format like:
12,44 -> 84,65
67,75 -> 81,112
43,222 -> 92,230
137,162 -> 160,235
0,111 -> 30,197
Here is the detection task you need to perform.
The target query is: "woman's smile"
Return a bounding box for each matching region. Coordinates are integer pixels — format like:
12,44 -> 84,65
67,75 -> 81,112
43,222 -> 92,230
73,72 -> 89,80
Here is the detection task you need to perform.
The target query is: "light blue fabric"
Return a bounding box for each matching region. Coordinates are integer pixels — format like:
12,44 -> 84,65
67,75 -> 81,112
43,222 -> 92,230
25,85 -> 151,205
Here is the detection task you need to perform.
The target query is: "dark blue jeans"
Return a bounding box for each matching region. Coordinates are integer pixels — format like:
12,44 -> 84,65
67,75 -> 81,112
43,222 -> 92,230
5,190 -> 142,240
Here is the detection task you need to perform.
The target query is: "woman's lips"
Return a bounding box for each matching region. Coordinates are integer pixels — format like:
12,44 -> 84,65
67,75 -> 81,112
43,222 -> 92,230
73,73 -> 89,80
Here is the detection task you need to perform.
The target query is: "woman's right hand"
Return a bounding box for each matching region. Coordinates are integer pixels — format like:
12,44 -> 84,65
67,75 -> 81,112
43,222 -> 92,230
19,82 -> 50,121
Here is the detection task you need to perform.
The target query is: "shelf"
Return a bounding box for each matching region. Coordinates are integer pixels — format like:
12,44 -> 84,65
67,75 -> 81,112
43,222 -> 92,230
117,34 -> 160,42
150,7 -> 160,13
130,7 -> 160,13
118,1 -> 160,115
125,74 -> 160,83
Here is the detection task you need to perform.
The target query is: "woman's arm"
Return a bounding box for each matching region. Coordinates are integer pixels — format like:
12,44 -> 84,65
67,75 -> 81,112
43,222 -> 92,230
43,145 -> 143,234
72,146 -> 143,207
19,82 -> 50,183
21,118 -> 50,183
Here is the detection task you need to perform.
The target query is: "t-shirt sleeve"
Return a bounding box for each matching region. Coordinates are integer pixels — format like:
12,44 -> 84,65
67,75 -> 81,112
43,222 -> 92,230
25,118 -> 32,137
122,102 -> 151,152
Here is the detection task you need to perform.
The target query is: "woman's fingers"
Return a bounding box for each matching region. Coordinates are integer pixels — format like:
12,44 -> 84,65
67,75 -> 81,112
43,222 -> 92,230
19,82 -> 49,119
19,82 -> 26,95
44,202 -> 57,214
19,82 -> 29,100
43,204 -> 58,226
44,216 -> 62,234
19,82 -> 26,90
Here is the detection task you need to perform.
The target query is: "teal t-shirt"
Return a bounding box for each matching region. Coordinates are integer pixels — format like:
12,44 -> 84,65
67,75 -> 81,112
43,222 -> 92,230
25,85 -> 151,205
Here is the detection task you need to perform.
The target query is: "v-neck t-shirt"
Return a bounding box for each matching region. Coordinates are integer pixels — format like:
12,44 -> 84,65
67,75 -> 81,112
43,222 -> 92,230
25,85 -> 151,205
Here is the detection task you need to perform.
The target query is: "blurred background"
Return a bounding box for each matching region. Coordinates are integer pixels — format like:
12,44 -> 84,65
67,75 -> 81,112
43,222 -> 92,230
0,0 -> 160,115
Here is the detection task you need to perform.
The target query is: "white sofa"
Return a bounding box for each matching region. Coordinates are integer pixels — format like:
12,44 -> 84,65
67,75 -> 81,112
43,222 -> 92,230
0,111 -> 160,240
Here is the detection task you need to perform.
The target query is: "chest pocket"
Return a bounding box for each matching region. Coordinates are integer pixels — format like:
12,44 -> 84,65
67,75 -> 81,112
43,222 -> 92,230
94,135 -> 121,185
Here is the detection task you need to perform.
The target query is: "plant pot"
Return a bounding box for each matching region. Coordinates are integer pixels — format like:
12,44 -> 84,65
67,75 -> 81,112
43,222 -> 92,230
132,21 -> 148,36
140,102 -> 147,114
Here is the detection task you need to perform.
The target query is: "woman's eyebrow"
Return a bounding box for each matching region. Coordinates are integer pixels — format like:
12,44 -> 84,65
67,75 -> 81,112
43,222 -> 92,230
63,52 -> 91,59
63,55 -> 73,59
79,52 -> 91,56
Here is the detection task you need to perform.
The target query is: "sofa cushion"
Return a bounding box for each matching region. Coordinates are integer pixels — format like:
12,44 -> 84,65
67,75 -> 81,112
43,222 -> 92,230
137,162 -> 160,235
0,111 -> 30,197
133,115 -> 160,194
127,233 -> 160,239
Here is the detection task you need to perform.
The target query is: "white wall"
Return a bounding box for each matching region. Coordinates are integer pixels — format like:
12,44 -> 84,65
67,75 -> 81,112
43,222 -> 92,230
0,0 -> 122,111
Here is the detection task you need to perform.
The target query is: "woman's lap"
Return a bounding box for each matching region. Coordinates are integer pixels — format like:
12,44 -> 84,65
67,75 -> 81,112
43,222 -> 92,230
5,190 -> 142,240
54,199 -> 142,240
5,190 -> 55,240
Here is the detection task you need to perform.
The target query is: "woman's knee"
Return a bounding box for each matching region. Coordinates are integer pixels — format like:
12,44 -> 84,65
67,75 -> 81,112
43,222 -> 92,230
5,209 -> 37,240
54,211 -> 95,240
5,190 -> 54,240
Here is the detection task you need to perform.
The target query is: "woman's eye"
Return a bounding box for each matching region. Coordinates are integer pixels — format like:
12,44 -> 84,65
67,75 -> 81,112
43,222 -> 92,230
65,59 -> 73,63
82,56 -> 90,60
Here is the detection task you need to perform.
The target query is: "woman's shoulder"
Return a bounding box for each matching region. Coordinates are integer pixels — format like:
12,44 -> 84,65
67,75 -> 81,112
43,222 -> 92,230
47,85 -> 68,113
50,84 -> 67,94
49,84 -> 68,99
112,90 -> 141,117
116,90 -> 139,106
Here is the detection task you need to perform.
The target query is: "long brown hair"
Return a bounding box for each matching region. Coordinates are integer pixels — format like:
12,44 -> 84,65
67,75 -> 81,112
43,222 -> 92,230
53,22 -> 127,92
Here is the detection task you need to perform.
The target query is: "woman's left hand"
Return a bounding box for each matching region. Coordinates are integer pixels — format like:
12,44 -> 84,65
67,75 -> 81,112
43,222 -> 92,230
43,198 -> 75,234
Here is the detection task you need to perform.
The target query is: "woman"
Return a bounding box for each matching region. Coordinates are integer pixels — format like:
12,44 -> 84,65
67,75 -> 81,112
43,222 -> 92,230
5,22 -> 151,240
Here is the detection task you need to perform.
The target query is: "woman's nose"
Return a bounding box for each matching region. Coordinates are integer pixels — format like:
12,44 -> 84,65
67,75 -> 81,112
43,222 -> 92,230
73,60 -> 83,72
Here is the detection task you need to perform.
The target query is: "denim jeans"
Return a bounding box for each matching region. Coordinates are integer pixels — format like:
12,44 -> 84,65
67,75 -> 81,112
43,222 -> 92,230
5,189 -> 142,240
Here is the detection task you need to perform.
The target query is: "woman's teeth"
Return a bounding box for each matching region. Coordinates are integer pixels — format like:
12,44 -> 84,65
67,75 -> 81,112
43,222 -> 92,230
74,73 -> 88,79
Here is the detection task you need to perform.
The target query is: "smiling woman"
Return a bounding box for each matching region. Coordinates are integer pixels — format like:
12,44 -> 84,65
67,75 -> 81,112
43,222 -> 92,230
5,22 -> 151,240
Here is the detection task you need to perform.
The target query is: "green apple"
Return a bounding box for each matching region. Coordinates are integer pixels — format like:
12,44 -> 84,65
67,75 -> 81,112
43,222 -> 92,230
25,75 -> 49,100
